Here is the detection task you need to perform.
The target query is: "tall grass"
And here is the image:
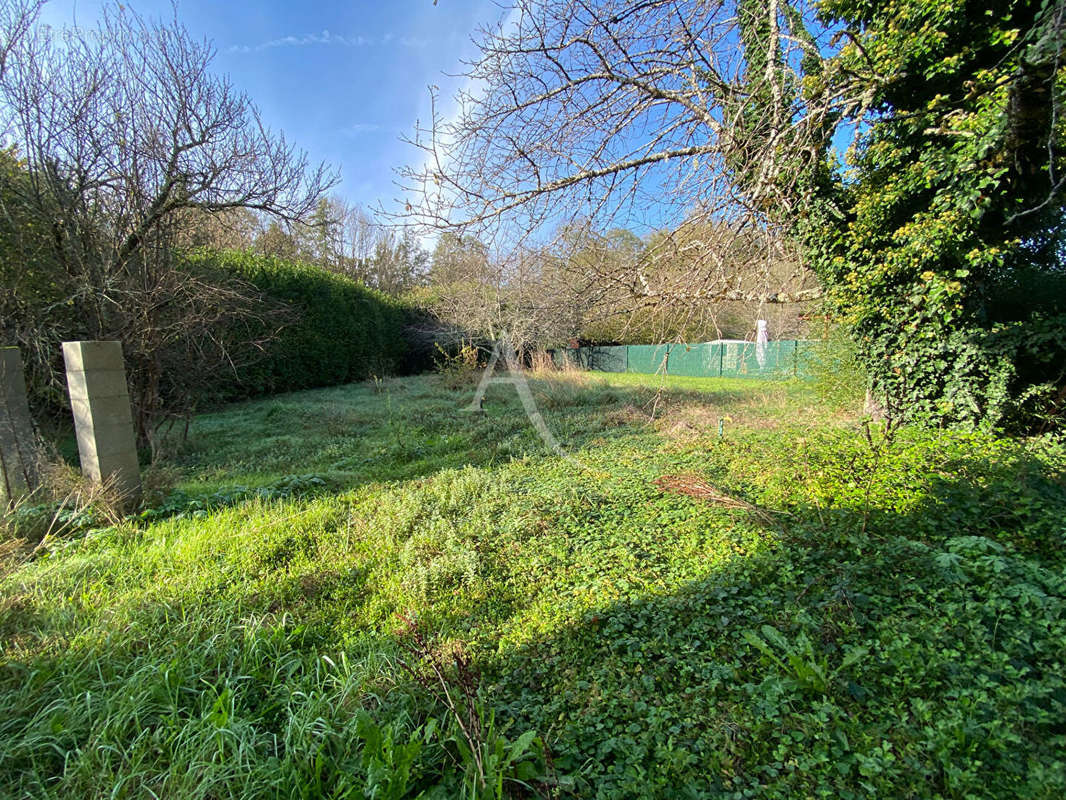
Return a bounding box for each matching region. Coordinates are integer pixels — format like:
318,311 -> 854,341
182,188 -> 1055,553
2,372 -> 1063,798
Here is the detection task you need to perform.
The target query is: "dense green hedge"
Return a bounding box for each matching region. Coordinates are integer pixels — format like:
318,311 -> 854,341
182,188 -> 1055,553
184,250 -> 414,402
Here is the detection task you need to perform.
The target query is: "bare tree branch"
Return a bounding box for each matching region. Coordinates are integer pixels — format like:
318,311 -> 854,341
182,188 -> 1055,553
396,0 -> 845,322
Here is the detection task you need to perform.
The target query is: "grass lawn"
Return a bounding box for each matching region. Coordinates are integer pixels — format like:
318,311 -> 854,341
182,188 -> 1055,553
1,371 -> 1064,798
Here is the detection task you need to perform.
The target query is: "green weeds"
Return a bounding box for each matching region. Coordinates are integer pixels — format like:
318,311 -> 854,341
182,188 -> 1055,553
1,373 -> 1063,797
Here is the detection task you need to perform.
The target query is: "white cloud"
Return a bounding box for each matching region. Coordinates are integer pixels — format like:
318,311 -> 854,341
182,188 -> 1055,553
341,123 -> 388,137
228,30 -> 427,55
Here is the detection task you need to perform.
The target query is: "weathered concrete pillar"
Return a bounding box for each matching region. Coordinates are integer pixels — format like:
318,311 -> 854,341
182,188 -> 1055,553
62,341 -> 141,506
0,347 -> 40,506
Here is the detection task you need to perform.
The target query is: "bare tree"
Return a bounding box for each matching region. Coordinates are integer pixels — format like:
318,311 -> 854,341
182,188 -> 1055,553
323,197 -> 380,276
418,229 -> 610,358
586,215 -> 818,341
400,0 -> 845,320
0,0 -> 40,77
0,2 -> 335,447
421,233 -> 500,342
255,196 -> 429,295
172,206 -> 260,251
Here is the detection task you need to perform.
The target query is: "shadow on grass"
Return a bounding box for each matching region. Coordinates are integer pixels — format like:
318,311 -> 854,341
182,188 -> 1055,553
1,447 -> 1064,798
476,450 -> 1066,799
8,381 -> 1060,798
5,458 -> 1065,799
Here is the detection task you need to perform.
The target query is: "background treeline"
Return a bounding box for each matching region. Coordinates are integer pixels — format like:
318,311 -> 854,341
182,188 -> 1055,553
410,225 -> 812,363
245,204 -> 808,350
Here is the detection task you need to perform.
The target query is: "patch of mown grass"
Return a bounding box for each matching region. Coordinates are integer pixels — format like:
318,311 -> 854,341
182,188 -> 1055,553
1,372 -> 1064,798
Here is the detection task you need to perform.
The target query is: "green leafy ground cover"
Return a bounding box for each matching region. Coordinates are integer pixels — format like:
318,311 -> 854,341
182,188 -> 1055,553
1,372 -> 1064,798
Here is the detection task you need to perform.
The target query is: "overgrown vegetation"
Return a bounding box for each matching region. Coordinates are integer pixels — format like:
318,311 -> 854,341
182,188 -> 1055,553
2,372 -> 1063,798
185,250 -> 418,403
801,0 -> 1066,431
1,2 -> 1064,796
807,325 -> 868,413
403,0 -> 1065,432
0,1 -> 334,442
1,222 -> 420,446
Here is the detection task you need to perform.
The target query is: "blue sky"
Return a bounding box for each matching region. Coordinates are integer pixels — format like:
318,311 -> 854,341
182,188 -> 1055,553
39,0 -> 509,216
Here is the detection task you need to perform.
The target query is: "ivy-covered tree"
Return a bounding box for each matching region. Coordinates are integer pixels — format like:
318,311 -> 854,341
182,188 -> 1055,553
804,0 -> 1066,429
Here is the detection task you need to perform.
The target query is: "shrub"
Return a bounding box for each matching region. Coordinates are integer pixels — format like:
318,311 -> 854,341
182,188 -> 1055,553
807,324 -> 867,414
184,250 -> 415,402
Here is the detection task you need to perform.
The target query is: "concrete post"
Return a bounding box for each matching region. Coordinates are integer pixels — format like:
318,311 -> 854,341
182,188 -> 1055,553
62,341 -> 141,506
0,347 -> 39,506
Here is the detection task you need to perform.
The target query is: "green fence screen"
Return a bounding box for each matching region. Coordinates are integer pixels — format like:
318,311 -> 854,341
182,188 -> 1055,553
667,342 -> 721,377
556,340 -> 815,379
586,345 -> 628,372
625,344 -> 672,375
794,340 -> 819,379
